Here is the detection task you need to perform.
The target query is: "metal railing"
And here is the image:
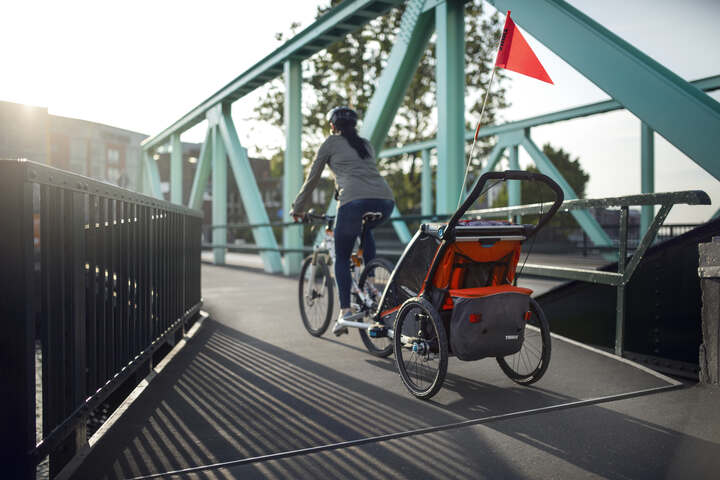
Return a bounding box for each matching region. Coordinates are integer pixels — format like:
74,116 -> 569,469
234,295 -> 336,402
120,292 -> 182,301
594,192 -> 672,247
203,190 -> 710,358
0,160 -> 203,479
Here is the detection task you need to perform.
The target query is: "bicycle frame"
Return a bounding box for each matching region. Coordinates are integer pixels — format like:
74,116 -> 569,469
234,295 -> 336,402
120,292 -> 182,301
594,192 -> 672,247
303,213 -> 389,336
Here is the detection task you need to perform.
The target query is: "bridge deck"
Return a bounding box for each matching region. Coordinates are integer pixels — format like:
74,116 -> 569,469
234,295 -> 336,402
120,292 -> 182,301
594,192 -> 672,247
71,265 -> 720,479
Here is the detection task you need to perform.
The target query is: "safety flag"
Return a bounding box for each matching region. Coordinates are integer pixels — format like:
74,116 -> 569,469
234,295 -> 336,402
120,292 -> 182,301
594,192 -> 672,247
495,11 -> 553,84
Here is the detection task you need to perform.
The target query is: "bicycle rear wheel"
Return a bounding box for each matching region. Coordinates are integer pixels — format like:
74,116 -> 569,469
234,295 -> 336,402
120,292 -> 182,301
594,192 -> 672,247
299,255 -> 334,337
393,298 -> 448,400
496,298 -> 551,385
357,257 -> 395,357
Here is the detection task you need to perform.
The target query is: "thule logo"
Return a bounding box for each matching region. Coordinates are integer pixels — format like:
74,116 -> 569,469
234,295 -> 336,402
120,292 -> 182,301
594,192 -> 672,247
505,335 -> 519,340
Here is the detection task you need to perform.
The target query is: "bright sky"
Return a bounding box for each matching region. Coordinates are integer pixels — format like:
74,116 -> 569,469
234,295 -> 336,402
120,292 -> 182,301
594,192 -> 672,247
2,0 -> 719,222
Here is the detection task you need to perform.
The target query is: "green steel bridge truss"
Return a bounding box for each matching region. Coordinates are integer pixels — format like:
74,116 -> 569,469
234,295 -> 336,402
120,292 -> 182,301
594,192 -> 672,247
139,0 -> 720,275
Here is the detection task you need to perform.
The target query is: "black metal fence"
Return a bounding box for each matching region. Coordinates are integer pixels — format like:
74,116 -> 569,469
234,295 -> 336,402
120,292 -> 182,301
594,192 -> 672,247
0,160 -> 203,478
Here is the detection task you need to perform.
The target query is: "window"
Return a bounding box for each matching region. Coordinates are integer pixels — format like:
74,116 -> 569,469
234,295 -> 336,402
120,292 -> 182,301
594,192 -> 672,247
106,146 -> 127,186
69,138 -> 88,175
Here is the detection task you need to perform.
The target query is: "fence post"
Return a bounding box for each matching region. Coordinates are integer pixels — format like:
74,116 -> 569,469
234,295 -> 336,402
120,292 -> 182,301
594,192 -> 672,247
615,206 -> 629,356
0,162 -> 36,478
698,236 -> 720,384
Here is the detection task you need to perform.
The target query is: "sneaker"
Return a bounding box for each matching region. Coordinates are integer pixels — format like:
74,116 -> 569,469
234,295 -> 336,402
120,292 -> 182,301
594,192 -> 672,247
332,311 -> 351,336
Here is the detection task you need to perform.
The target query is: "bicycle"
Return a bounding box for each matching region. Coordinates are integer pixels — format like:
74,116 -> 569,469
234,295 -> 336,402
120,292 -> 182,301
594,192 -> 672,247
297,210 -> 395,357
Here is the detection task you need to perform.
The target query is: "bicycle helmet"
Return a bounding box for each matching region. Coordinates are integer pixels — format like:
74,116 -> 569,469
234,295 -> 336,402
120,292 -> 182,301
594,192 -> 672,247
326,106 -> 358,125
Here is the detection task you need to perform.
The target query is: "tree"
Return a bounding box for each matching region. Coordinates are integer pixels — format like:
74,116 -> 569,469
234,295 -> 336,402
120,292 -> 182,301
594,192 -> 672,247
254,0 -> 509,213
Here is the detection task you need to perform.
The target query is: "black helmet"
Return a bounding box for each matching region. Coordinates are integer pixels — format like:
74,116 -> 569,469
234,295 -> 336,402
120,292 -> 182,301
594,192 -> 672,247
326,106 -> 358,125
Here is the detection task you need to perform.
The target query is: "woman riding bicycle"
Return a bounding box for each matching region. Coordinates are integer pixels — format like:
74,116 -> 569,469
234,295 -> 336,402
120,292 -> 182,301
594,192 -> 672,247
290,106 -> 395,336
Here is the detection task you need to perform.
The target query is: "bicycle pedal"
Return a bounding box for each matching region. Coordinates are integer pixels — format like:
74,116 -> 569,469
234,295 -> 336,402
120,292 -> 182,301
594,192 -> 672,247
367,323 -> 387,338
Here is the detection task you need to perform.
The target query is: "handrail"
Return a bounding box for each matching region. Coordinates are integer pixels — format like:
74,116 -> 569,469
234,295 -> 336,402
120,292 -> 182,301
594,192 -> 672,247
203,189 -> 710,357
0,160 -> 203,478
204,190 -> 710,234
466,190 -> 711,218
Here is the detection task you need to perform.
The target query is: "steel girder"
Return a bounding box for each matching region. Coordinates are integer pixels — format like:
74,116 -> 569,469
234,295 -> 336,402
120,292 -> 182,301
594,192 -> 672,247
508,144 -> 520,205
486,0 -> 720,182
376,76 -> 720,160
142,150 -> 163,200
211,123 -> 227,265
421,149 -> 433,216
188,127 -> 212,210
142,0 -> 404,151
170,133 -> 183,204
362,0 -> 434,150
217,106 -> 283,273
640,122 -> 655,235
435,0 -> 466,214
283,59 -> 303,275
319,0 -> 432,245
360,0 -> 434,243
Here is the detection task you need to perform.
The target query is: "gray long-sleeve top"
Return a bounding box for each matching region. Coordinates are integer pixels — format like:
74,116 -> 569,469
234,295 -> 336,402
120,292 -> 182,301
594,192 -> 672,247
291,135 -> 394,213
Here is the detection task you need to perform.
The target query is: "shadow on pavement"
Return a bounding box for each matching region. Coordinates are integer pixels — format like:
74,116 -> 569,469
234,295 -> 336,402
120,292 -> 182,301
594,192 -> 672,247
72,319 -> 720,480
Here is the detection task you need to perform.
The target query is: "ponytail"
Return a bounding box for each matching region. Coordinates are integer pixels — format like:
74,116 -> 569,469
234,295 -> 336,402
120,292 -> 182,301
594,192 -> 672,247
334,119 -> 371,159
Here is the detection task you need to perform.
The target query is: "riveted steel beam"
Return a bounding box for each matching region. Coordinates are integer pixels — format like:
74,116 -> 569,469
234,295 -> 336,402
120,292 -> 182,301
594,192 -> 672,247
421,149 -> 433,216
376,76 -> 720,160
217,106 -> 283,273
508,144 -> 520,222
188,127 -> 212,210
283,59 -> 303,276
486,0 -> 720,181
359,0 -> 434,244
142,150 -> 163,200
435,0 -> 465,214
640,122 -> 655,235
142,0 -> 404,151
211,124 -> 227,264
170,133 -> 183,204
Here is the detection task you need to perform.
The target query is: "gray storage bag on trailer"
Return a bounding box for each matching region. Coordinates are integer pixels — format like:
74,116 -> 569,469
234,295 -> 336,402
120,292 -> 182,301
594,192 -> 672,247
450,290 -> 530,361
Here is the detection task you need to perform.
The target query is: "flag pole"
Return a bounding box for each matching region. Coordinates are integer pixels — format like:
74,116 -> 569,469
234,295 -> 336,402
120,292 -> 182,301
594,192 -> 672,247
456,11 -> 509,208
457,66 -> 497,207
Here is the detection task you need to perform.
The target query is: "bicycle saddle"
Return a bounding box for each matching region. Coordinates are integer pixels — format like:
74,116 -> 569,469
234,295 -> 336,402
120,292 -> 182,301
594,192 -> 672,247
362,211 -> 383,223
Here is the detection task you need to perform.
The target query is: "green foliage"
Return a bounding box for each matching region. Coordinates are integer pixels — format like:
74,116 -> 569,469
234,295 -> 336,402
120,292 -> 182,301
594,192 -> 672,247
255,1 -> 509,213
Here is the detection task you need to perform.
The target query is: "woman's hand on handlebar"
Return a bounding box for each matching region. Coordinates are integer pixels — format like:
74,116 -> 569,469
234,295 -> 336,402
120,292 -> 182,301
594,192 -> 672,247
291,211 -> 305,223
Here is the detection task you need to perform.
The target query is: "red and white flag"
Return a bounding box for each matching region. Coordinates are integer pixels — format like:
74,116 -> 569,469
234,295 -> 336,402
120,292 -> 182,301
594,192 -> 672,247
495,11 -> 553,84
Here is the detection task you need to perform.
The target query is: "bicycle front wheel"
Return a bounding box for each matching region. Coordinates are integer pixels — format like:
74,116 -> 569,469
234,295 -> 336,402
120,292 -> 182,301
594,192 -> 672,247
358,257 -> 395,358
298,255 -> 334,337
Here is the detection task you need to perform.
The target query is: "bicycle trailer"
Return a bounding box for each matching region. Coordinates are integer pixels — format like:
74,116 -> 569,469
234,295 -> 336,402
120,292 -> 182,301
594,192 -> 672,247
373,171 -> 564,399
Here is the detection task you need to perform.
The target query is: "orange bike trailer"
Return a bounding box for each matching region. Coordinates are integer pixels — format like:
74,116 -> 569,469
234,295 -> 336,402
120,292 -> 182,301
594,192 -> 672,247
374,171 -> 563,361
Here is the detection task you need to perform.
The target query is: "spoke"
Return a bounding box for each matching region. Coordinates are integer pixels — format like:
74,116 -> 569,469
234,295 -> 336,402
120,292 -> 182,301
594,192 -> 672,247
524,344 -> 536,372
523,340 -> 542,357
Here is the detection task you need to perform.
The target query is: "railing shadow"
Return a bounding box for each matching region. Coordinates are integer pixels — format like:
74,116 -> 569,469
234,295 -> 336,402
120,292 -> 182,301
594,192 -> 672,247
71,318 -> 720,479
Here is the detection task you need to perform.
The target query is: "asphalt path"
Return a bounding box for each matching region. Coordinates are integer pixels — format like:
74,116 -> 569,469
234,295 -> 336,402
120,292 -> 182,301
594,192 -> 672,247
70,264 -> 720,479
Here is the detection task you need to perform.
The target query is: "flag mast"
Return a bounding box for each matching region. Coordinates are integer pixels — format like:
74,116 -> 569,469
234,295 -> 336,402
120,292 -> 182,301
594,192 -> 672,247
457,10 -> 553,208
456,11 -> 509,208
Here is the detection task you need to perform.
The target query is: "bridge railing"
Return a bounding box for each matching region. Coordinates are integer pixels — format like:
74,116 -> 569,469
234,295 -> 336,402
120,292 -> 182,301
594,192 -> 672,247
202,190 -> 710,358
0,160 -> 203,479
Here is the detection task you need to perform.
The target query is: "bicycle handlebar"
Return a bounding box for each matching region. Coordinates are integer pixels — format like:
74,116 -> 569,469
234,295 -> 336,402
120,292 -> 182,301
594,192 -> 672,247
302,211 -> 336,224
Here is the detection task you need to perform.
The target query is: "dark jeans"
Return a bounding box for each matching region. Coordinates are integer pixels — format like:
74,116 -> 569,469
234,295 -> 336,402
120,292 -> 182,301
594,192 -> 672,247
334,198 -> 395,309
